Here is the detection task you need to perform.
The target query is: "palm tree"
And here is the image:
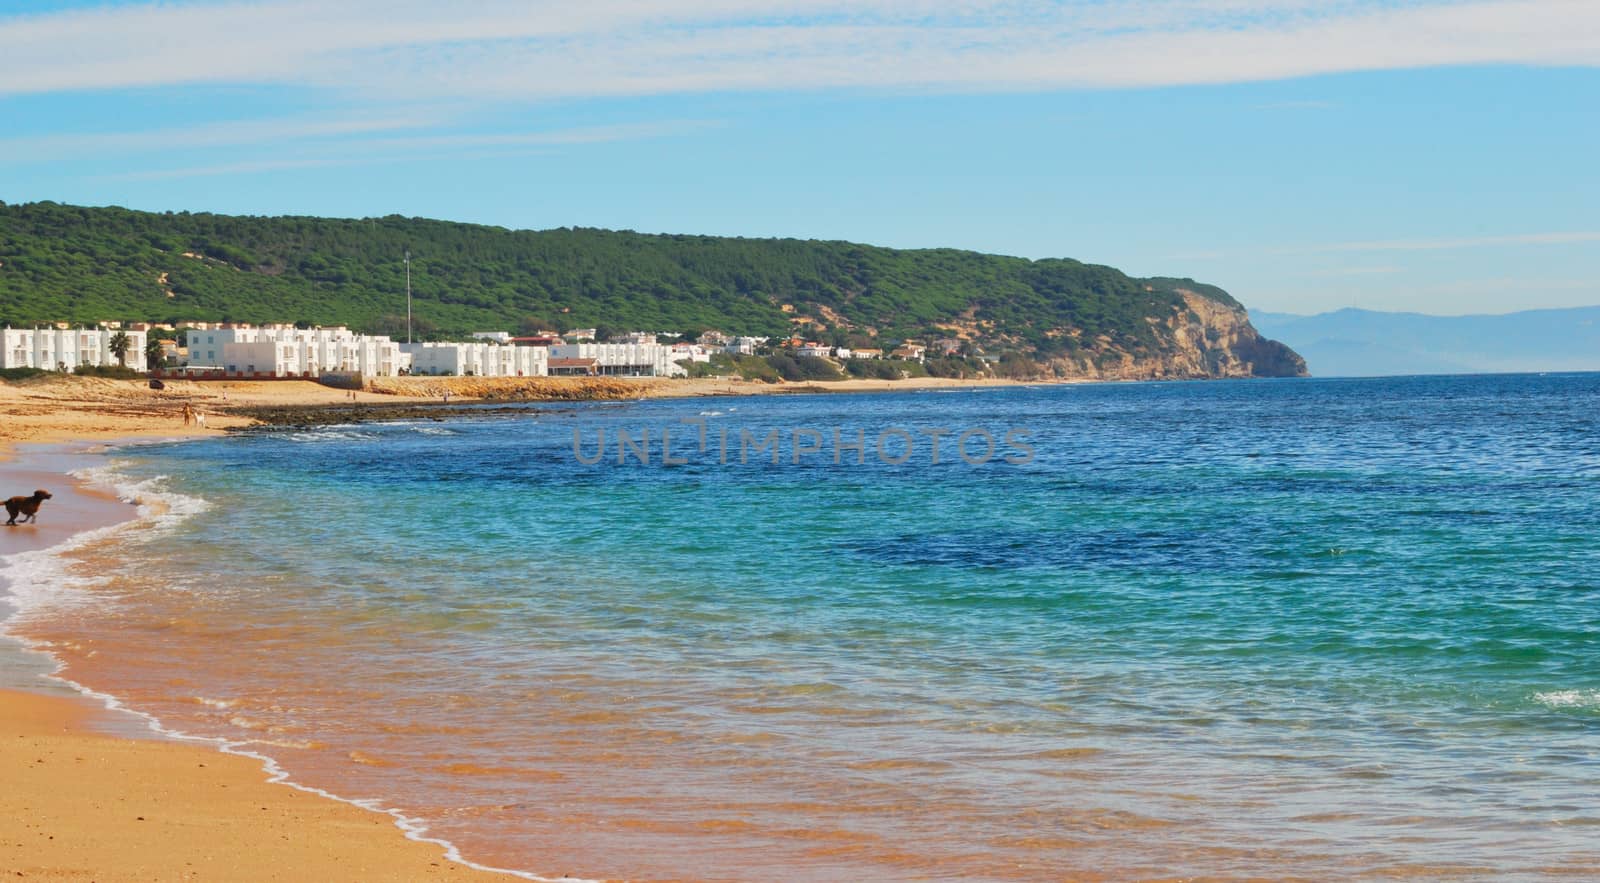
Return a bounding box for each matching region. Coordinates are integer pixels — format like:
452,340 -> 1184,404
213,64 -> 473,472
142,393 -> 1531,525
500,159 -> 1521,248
144,337 -> 165,371
109,331 -> 131,367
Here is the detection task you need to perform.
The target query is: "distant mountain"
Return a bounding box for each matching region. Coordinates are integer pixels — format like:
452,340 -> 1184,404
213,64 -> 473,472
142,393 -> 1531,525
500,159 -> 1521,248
1249,306 -> 1600,378
0,201 -> 1306,379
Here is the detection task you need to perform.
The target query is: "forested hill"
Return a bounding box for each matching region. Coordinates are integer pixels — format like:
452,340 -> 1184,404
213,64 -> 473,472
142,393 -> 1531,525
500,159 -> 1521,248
0,201 -> 1305,378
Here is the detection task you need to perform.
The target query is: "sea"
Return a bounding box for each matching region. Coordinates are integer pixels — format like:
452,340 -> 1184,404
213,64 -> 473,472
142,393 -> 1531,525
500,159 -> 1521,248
4,374 -> 1600,881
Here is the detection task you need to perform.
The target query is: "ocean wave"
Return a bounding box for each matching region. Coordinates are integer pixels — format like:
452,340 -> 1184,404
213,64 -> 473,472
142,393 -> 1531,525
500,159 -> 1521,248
0,461 -> 207,618
0,456 -> 588,883
39,670 -> 589,883
285,429 -> 381,443
1534,690 -> 1600,710
71,461 -> 212,528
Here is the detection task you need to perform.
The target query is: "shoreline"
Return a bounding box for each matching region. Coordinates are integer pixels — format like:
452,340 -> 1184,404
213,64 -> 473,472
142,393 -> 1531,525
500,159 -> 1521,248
0,685 -> 522,881
0,441 -> 542,882
0,373 -> 1055,881
0,372 -> 1050,442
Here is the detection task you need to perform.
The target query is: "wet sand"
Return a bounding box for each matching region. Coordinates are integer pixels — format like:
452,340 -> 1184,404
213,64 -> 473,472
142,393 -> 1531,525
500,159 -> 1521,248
0,442 -> 517,882
0,688 -> 506,882
0,371 -> 1036,881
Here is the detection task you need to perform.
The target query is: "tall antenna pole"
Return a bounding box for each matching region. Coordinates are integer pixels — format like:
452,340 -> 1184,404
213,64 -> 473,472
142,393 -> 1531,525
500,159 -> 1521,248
405,250 -> 412,344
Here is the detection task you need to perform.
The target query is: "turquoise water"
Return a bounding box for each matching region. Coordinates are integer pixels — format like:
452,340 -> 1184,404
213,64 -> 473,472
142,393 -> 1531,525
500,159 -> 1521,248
14,375 -> 1600,881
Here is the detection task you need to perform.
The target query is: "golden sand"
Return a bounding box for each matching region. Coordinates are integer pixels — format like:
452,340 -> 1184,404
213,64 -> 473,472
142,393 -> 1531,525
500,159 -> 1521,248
0,378 -> 512,880
0,371 -> 1028,881
0,373 -> 1030,453
0,689 -> 507,881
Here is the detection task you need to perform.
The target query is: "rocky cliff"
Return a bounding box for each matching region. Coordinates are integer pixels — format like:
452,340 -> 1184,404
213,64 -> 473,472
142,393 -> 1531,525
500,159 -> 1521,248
1045,291 -> 1308,380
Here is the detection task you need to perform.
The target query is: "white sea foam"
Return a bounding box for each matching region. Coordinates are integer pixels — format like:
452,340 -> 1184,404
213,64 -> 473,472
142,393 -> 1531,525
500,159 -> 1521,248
41,670 -> 591,883
286,429 -> 380,443
1535,690 -> 1600,710
1,459 -> 209,616
72,461 -> 212,530
0,456 -> 591,883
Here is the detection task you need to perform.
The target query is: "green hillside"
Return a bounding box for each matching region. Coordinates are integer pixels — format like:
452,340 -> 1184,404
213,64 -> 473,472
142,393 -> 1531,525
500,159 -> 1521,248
0,201 -> 1241,357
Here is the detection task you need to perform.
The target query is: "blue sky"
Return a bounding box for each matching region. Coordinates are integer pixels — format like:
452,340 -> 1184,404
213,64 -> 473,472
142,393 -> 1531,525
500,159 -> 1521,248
2,0 -> 1597,316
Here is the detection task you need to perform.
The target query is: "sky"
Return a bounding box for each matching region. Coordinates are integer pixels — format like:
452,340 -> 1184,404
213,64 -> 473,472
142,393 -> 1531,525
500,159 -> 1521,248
1,0 -> 1597,316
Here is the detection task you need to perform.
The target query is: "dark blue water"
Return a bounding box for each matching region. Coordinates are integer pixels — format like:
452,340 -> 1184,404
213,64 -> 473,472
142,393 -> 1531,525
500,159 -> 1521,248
24,374 -> 1600,881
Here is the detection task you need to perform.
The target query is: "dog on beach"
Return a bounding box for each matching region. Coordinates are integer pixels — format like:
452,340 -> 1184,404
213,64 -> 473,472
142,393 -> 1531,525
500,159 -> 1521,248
5,490 -> 52,526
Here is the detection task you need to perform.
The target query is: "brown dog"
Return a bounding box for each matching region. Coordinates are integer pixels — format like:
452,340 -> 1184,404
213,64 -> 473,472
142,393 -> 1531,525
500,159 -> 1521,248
5,490 -> 51,526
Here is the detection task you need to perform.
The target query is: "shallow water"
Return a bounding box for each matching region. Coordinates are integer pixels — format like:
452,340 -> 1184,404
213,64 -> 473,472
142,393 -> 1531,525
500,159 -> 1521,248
7,375 -> 1600,881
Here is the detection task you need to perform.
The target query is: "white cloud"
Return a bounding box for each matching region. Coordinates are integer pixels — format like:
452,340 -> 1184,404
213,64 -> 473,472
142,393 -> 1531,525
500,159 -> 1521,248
1,0 -> 1596,100
0,115 -> 442,162
108,157 -> 354,180
81,119 -> 713,178
1299,265 -> 1405,276
1276,231 -> 1600,254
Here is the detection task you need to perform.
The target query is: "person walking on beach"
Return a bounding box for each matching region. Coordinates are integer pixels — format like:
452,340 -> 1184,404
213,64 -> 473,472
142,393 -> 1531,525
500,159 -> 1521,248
181,402 -> 194,426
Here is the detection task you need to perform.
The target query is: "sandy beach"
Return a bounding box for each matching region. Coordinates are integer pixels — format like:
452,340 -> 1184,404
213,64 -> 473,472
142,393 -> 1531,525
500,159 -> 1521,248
0,371 -> 1030,881
0,373 -> 1032,451
0,431 -> 521,881
0,688 -> 510,881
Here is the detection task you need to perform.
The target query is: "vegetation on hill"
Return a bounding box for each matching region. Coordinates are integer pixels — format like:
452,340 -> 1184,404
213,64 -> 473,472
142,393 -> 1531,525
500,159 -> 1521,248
1,201 -> 1246,361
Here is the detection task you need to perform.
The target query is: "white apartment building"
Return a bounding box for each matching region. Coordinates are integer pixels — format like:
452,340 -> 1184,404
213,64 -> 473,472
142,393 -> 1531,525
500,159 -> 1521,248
401,341 -> 549,377
670,342 -> 712,363
721,336 -> 766,356
187,326 -> 407,377
549,342 -> 687,377
1,327 -> 149,372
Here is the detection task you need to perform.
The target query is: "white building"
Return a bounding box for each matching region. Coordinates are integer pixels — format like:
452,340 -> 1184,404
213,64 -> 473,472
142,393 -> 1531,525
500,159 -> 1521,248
670,342 -> 712,363
187,326 -> 406,377
401,341 -> 549,377
796,344 -> 834,359
721,336 -> 766,356
470,331 -> 512,343
550,342 -> 687,377
1,327 -> 149,372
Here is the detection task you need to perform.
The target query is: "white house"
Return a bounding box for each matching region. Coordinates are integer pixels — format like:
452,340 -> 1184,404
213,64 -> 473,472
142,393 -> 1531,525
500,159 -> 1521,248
549,342 -> 687,377
1,327 -> 149,372
721,336 -> 765,356
670,342 -> 712,363
401,341 -> 549,377
187,326 -> 406,377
